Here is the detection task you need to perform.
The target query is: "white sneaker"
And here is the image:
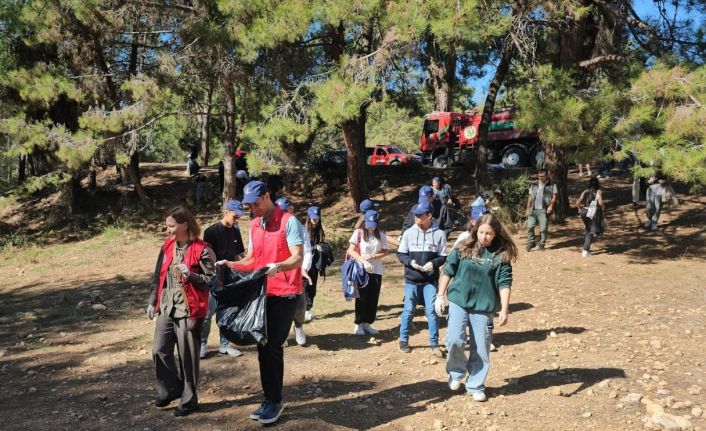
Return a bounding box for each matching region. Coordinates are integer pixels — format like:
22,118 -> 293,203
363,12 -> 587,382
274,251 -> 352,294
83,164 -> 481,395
304,310 -> 314,322
582,250 -> 590,257
471,391 -> 487,402
353,325 -> 365,335
199,343 -> 207,359
650,222 -> 657,231
219,346 -> 242,357
448,377 -> 462,391
294,326 -> 306,345
362,324 -> 379,335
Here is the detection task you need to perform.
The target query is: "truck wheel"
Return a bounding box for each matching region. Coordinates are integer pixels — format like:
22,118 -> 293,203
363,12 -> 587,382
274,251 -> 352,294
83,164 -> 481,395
502,147 -> 528,168
432,155 -> 448,168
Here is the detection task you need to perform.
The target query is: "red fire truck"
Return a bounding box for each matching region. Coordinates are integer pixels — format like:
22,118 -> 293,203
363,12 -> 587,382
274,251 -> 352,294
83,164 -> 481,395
419,108 -> 540,168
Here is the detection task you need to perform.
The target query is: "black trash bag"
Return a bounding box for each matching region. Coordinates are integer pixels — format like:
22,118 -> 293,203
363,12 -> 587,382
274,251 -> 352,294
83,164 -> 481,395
210,265 -> 269,346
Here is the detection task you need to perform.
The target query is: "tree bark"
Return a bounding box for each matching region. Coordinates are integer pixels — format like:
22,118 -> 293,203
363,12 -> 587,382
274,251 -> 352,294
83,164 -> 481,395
18,154 -> 26,184
475,40 -> 515,182
429,51 -> 456,112
124,130 -> 150,205
341,108 -> 368,209
199,80 -> 214,167
222,78 -> 238,205
544,144 -> 569,221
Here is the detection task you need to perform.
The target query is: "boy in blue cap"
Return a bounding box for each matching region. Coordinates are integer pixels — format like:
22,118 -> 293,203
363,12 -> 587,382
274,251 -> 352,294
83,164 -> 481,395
201,200 -> 246,358
401,185 -> 452,236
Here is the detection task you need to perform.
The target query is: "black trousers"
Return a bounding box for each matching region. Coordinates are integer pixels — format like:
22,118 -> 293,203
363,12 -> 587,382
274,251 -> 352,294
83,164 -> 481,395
304,270 -> 319,310
355,273 -> 382,325
257,295 -> 297,403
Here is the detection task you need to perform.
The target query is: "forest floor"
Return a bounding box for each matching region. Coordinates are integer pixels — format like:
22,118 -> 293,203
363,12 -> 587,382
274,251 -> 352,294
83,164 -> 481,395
0,163 -> 705,431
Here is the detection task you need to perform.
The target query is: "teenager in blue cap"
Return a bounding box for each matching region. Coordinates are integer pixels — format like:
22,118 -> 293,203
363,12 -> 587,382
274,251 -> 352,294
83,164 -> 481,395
401,185 -> 452,237
201,200 -> 246,358
346,209 -> 388,335
354,198 -> 380,229
396,201 -> 447,356
303,205 -> 325,320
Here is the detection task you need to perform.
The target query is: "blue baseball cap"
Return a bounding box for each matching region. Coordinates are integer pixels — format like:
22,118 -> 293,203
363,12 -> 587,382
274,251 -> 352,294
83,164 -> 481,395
418,185 -> 434,198
412,201 -> 433,216
275,197 -> 292,211
470,205 -> 487,221
225,199 -> 245,216
364,210 -> 379,229
359,198 -> 379,213
243,180 -> 268,204
307,206 -> 321,220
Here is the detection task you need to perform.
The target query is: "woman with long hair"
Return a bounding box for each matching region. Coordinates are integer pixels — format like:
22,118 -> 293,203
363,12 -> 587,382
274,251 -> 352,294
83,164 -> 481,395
346,210 -> 388,335
303,206 -> 325,320
576,176 -> 605,257
147,206 -> 215,416
435,213 -> 517,402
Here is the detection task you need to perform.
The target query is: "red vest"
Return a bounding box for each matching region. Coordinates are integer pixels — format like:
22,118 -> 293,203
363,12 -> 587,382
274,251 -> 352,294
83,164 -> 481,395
250,206 -> 303,297
155,237 -> 210,319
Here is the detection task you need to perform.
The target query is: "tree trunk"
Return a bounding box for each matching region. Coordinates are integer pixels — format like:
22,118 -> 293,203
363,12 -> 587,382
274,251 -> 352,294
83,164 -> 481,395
222,79 -> 238,205
199,80 -> 214,167
544,144 -> 569,221
428,42 -> 456,112
28,155 -> 37,176
341,108 -> 368,209
18,154 -> 26,184
475,40 -> 515,183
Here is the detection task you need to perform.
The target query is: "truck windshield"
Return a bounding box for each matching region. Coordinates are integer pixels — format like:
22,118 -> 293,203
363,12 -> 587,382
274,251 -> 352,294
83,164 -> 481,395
389,147 -> 405,154
423,119 -> 439,135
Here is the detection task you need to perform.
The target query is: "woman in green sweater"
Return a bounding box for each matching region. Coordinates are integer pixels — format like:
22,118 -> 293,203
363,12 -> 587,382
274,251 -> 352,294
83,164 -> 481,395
435,213 -> 517,402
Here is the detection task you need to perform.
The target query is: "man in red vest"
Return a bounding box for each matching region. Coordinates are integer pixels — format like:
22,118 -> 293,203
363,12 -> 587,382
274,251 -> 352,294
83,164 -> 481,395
221,180 -> 303,425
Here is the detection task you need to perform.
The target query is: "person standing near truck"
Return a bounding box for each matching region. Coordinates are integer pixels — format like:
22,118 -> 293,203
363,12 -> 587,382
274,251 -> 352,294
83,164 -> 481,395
525,169 -> 558,251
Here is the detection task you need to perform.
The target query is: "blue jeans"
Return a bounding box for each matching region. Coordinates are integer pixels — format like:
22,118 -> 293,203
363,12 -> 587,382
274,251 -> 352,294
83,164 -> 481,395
201,293 -> 229,349
445,302 -> 493,394
399,283 -> 439,346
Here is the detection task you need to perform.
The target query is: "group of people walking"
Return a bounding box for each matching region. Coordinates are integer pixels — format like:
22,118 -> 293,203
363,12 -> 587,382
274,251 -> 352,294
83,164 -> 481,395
145,166 -> 677,424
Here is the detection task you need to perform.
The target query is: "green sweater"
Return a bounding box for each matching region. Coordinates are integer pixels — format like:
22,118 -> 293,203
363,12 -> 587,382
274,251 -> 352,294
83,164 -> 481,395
443,247 -> 513,313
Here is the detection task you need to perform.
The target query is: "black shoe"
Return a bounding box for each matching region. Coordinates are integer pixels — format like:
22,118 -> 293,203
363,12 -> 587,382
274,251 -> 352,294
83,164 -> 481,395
155,393 -> 181,407
399,341 -> 411,353
174,401 -> 198,417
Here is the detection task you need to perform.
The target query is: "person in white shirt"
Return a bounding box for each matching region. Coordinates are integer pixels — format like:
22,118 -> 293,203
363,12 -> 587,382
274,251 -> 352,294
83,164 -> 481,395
346,210 -> 389,336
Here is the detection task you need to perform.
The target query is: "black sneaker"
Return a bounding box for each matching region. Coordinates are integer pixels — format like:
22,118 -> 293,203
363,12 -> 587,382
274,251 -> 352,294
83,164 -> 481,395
399,341 -> 411,353
154,393 -> 181,407
174,400 -> 198,417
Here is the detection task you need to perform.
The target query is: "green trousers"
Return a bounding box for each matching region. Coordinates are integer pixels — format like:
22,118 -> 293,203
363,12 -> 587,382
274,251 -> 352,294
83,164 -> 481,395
527,208 -> 549,247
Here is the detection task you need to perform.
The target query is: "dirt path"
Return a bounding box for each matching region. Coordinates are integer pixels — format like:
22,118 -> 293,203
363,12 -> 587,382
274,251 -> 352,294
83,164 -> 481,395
0,170 -> 704,431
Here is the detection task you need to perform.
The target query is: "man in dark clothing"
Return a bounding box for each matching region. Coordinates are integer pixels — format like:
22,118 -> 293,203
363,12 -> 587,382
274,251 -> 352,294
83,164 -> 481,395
401,185 -> 452,237
201,199 -> 246,358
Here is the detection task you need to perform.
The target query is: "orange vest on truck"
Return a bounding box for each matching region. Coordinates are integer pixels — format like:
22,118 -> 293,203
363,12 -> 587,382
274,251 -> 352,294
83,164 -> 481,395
249,206 -> 302,297
155,237 -> 210,319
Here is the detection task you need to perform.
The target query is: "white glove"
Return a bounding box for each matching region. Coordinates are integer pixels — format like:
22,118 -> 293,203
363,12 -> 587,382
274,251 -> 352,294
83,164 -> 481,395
362,260 -> 373,272
422,262 -> 434,273
147,304 -> 155,320
265,263 -> 278,276
434,296 -> 446,317
315,244 -> 323,252
178,263 -> 190,277
410,260 -> 423,271
215,260 -> 229,266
